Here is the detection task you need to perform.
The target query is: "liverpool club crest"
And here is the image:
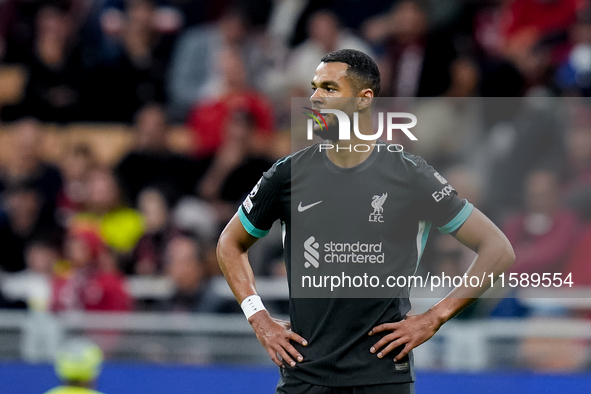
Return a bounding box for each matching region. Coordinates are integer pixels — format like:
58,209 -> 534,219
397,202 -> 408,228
369,193 -> 388,222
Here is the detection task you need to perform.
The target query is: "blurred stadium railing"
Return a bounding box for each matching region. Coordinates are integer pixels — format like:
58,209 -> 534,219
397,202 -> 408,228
2,311 -> 590,370
2,277 -> 591,371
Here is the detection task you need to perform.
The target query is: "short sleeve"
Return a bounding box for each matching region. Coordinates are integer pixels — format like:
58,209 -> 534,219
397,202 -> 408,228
237,157 -> 287,238
412,156 -> 473,234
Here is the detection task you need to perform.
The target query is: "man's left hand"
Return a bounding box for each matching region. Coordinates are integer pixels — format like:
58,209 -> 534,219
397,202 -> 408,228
368,311 -> 442,362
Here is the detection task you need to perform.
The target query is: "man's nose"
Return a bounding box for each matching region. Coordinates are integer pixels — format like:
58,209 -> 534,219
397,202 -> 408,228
310,90 -> 324,106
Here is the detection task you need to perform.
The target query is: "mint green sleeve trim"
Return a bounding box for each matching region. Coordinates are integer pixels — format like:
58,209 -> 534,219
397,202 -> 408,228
437,200 -> 474,234
238,206 -> 270,238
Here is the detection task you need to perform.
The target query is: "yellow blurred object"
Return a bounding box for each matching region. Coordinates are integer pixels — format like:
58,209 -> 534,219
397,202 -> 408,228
43,387 -> 104,394
73,209 -> 145,253
43,338 -> 106,394
55,339 -> 103,382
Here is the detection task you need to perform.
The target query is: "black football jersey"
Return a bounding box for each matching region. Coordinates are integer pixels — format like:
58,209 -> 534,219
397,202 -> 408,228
238,141 -> 473,386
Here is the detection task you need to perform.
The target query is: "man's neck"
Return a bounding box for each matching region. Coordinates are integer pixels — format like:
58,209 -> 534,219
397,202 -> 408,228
326,139 -> 376,168
325,116 -> 376,168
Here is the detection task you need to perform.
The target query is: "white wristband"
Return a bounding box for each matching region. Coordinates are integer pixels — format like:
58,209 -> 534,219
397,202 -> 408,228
241,295 -> 266,320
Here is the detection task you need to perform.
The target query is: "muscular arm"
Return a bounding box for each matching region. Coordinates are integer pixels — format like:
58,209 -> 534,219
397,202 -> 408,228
428,207 -> 516,323
217,214 -> 259,304
369,208 -> 515,361
217,214 -> 307,367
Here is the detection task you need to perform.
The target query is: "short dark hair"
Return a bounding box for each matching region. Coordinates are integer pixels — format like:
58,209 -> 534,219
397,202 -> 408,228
320,49 -> 381,97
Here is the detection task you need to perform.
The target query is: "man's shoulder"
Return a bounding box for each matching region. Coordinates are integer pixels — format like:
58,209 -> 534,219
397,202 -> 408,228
281,142 -> 321,163
374,142 -> 425,171
267,143 -> 320,177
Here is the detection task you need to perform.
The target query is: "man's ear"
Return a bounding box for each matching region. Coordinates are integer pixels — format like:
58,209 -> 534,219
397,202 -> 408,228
357,89 -> 374,111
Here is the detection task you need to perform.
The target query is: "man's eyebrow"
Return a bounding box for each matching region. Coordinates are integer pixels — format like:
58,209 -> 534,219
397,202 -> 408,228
311,80 -> 340,87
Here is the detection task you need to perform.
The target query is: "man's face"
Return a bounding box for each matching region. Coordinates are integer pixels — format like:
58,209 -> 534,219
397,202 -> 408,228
310,62 -> 358,141
165,237 -> 203,291
136,106 -> 167,150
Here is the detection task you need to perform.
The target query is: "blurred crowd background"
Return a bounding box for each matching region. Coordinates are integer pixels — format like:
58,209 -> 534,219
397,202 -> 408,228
2,0 -> 591,369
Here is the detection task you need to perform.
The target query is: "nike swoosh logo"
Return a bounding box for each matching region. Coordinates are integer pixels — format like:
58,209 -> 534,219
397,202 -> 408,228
298,201 -> 322,212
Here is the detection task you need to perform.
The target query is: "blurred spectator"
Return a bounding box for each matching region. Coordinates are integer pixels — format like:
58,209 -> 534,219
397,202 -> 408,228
478,98 -> 566,222
503,170 -> 578,275
491,0 -> 579,97
411,92 -> 480,170
0,118 -> 62,226
185,47 -> 275,159
290,0 -> 395,46
0,0 -> 39,63
100,0 -> 183,36
364,0 -> 458,97
22,238 -> 59,310
172,198 -> 219,243
127,187 -> 181,275
472,0 -> 509,60
51,229 -> 131,312
284,9 -> 373,95
562,106 -> 591,285
565,220 -> 591,286
329,0 -> 397,32
266,0 -> 307,49
89,0 -> 180,122
197,110 -> 275,225
556,8 -> 591,96
564,105 -> 591,198
115,103 -> 203,205
444,57 -> 480,97
167,6 -> 270,121
0,237 -> 60,311
506,37 -> 557,96
0,0 -> 85,64
56,143 -> 97,227
500,0 -> 577,62
164,235 -> 210,312
470,0 -> 528,96
71,167 -> 144,255
165,0 -> 231,28
2,5 -> 91,122
0,182 -> 58,273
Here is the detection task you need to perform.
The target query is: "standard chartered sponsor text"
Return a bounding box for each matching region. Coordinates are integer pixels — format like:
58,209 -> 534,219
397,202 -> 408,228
323,241 -> 385,264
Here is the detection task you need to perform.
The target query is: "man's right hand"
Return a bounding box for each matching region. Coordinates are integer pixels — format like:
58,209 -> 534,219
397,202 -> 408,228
248,310 -> 308,368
